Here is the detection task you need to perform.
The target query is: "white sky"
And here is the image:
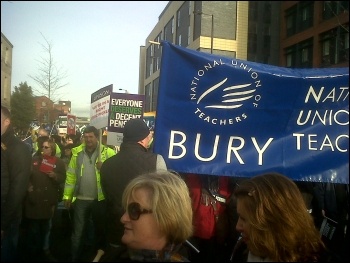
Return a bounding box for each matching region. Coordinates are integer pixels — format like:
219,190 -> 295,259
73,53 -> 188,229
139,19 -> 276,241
1,1 -> 169,117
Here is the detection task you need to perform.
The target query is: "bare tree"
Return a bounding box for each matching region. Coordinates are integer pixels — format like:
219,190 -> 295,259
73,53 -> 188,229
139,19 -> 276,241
29,32 -> 69,103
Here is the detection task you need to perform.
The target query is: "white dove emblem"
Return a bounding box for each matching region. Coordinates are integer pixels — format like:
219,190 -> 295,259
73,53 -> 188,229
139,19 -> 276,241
197,78 -> 256,109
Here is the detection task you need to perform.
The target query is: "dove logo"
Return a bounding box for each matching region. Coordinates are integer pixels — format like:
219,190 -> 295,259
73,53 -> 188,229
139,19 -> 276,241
190,60 -> 263,126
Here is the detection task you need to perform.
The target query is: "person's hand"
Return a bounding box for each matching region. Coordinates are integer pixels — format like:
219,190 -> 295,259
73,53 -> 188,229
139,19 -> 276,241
47,171 -> 57,179
64,199 -> 72,209
96,161 -> 103,170
28,185 -> 34,192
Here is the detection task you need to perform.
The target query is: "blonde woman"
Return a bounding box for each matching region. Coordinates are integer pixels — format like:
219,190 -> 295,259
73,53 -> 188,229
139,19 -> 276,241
100,171 -> 193,262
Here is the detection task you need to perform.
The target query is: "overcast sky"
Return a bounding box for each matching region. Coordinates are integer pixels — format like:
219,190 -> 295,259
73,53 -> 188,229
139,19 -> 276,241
1,1 -> 168,117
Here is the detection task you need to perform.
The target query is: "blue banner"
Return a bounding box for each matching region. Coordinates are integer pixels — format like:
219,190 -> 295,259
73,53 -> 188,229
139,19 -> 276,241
154,41 -> 349,183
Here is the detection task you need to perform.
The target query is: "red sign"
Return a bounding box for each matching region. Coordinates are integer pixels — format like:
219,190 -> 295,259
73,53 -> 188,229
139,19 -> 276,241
67,114 -> 76,135
39,156 -> 57,173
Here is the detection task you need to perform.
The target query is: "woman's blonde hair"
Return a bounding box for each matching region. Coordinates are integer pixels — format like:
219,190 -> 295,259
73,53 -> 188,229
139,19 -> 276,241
234,172 -> 326,262
122,170 -> 193,245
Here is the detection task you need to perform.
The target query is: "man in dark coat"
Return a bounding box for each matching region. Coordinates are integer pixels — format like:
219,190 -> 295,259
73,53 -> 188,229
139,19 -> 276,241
100,118 -> 167,252
1,104 -> 32,261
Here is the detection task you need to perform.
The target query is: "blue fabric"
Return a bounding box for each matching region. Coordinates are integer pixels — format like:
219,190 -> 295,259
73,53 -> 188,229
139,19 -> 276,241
154,41 -> 349,184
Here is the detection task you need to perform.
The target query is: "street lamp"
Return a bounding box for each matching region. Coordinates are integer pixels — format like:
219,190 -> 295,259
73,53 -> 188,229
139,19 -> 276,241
149,40 -> 160,45
118,88 -> 129,93
193,11 -> 214,54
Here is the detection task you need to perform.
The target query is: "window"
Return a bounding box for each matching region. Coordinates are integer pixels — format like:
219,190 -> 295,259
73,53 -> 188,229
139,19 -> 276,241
301,48 -> 309,63
172,18 -> 174,34
286,2 -> 313,36
339,25 -> 349,62
286,12 -> 296,36
156,36 -> 160,49
323,40 -> 330,56
298,2 -> 313,31
151,44 -> 154,57
188,26 -> 191,43
320,26 -> 348,66
149,61 -> 153,75
164,17 -> 174,42
323,1 -> 348,20
145,83 -> 152,112
152,78 -> 159,111
302,6 -> 308,21
285,47 -> 294,68
321,41 -> 331,66
178,35 -> 182,46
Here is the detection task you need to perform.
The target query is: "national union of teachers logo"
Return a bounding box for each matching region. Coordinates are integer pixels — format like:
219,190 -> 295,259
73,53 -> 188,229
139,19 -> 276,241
189,59 -> 263,126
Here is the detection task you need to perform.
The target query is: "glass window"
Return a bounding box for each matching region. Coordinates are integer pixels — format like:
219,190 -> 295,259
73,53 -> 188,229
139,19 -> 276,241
286,53 -> 292,67
323,40 -> 330,56
188,25 -> 191,43
172,18 -> 174,34
302,6 -> 309,21
145,83 -> 152,112
301,48 -> 309,63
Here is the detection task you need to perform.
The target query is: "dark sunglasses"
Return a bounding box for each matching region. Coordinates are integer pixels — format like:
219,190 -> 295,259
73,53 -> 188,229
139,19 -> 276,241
42,146 -> 50,149
127,202 -> 152,220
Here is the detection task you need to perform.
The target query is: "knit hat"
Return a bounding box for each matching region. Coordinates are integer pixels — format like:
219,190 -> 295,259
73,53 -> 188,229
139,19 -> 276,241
123,118 -> 150,142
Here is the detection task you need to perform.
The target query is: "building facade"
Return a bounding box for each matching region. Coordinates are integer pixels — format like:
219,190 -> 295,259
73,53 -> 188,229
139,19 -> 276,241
139,1 -> 281,112
1,32 -> 13,109
34,96 -> 71,124
139,1 -> 348,112
280,1 -> 349,68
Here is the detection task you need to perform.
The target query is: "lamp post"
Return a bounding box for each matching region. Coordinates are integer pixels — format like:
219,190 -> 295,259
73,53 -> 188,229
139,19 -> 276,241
193,11 -> 214,54
118,88 -> 129,94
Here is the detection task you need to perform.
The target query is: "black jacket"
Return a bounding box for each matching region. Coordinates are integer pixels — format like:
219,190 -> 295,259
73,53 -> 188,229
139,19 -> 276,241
1,125 -> 32,231
100,142 -> 157,245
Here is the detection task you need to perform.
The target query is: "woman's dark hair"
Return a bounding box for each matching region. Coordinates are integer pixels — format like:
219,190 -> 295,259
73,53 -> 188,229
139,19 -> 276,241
34,136 -> 50,157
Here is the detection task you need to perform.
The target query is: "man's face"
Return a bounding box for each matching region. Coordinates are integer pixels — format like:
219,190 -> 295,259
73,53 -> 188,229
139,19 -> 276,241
1,111 -> 10,136
83,132 -> 98,150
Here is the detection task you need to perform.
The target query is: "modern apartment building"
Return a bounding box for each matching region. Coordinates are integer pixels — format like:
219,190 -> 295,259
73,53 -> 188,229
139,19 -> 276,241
1,32 -> 13,109
280,1 -> 349,68
139,1 -> 348,112
139,1 -> 281,112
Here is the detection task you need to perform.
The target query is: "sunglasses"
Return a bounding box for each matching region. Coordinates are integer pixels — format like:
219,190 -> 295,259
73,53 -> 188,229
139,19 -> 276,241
127,202 -> 152,220
42,146 -> 50,149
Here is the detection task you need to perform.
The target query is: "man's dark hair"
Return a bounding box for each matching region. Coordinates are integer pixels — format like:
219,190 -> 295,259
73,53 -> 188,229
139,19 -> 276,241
83,126 -> 99,137
1,104 -> 11,119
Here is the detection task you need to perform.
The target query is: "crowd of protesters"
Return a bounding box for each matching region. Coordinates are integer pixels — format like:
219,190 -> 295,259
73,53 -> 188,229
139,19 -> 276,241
1,103 -> 349,262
